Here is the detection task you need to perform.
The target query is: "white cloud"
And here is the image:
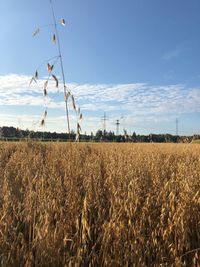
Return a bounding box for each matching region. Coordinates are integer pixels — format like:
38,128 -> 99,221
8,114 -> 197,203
0,73 -> 200,134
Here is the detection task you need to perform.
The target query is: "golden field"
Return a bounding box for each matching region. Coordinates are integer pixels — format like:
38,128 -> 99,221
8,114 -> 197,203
0,142 -> 199,266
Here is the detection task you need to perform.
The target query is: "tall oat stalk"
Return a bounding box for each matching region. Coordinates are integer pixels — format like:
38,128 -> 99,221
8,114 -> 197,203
49,0 -> 71,138
30,0 -> 82,141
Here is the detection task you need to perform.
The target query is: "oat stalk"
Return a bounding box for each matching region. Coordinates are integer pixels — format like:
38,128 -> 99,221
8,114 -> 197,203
49,0 -> 71,139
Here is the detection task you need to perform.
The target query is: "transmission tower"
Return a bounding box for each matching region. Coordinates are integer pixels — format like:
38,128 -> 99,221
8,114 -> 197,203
115,119 -> 120,136
101,112 -> 108,135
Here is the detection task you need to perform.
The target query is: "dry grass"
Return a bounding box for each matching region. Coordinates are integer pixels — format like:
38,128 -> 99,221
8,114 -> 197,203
0,142 -> 199,266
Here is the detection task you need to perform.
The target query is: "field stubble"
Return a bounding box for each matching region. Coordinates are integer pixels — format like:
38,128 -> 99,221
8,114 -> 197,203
0,142 -> 199,266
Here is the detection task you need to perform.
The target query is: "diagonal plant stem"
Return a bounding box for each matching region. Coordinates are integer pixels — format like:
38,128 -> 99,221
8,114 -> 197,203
49,0 -> 71,139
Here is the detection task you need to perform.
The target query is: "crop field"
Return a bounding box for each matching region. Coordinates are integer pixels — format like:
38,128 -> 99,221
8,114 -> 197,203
0,142 -> 199,266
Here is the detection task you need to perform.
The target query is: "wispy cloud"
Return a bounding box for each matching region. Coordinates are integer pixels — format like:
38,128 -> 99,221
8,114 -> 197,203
163,42 -> 189,61
0,74 -> 200,134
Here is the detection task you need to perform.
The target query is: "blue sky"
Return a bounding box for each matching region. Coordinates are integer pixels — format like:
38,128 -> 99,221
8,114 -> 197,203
0,0 -> 200,135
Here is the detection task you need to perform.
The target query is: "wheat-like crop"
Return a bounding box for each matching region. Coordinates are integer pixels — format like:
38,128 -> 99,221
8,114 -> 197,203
0,142 -> 199,266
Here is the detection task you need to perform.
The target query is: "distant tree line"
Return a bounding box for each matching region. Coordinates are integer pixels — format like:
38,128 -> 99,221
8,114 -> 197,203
0,126 -> 74,141
0,126 -> 199,143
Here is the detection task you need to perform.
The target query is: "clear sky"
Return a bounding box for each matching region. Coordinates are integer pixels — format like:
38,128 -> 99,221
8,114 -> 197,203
0,0 -> 200,135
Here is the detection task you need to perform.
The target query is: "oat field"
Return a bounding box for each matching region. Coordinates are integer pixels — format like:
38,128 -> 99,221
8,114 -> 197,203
0,142 -> 199,266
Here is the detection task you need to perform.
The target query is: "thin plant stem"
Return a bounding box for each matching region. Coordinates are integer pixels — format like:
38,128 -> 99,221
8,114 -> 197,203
49,0 -> 71,140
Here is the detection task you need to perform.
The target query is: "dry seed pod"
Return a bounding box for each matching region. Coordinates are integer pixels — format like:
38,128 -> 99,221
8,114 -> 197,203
65,91 -> 70,101
75,133 -> 80,142
75,132 -> 80,142
35,71 -> 38,79
47,63 -> 53,73
40,118 -> 45,127
52,34 -> 56,44
44,80 -> 48,90
32,28 -> 40,37
60,18 -> 66,26
77,122 -> 81,132
52,74 -> 59,88
44,88 -> 48,96
71,95 -> 76,111
40,110 -> 47,126
75,123 -> 82,142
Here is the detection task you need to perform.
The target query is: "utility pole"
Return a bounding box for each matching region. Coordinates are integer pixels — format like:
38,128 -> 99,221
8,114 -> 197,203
176,118 -> 179,136
101,112 -> 108,136
115,119 -> 120,136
